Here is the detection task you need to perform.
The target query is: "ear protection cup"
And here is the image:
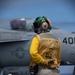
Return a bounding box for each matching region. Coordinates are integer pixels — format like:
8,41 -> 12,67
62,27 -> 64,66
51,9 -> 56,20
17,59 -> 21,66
42,16 -> 52,30
41,22 -> 48,30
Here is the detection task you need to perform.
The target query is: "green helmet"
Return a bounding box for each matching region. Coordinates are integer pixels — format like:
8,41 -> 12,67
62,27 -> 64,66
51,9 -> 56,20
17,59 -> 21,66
33,16 -> 52,33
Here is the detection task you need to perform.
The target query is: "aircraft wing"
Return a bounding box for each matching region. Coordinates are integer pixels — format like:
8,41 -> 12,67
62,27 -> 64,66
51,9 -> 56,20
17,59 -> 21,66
0,28 -> 29,43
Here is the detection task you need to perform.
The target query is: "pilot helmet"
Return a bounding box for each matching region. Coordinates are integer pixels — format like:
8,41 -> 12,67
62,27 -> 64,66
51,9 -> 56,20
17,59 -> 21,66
33,16 -> 52,33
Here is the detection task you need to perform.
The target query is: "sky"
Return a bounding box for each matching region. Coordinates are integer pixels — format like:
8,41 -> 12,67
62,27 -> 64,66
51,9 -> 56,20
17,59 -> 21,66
0,0 -> 75,32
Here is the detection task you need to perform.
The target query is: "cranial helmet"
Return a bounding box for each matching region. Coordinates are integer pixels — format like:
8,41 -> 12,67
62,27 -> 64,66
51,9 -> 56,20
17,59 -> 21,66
33,16 -> 52,33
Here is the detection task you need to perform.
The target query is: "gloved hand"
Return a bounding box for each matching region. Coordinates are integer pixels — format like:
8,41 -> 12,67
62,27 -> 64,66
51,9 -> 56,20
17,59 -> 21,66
43,59 -> 55,66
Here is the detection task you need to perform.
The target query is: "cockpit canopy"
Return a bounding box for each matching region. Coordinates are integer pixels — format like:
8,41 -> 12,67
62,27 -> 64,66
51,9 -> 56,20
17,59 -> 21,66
10,18 -> 35,31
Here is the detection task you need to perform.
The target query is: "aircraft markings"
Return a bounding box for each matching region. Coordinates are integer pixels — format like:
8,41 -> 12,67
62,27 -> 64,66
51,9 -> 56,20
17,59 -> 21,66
11,47 -> 25,59
63,37 -> 75,44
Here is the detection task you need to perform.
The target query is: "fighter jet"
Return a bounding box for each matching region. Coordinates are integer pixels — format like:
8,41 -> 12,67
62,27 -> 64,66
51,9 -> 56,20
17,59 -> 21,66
0,18 -> 75,75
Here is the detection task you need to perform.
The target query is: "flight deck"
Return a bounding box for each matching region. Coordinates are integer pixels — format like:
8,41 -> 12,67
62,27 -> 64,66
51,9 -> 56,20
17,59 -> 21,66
0,65 -> 75,75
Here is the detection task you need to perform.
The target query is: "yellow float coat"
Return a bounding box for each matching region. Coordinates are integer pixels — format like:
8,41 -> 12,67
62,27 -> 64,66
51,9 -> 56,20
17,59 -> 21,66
30,33 -> 61,69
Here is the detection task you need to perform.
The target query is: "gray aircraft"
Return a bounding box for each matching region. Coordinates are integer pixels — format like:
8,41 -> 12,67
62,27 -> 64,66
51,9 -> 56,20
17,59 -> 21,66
0,18 -> 75,75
